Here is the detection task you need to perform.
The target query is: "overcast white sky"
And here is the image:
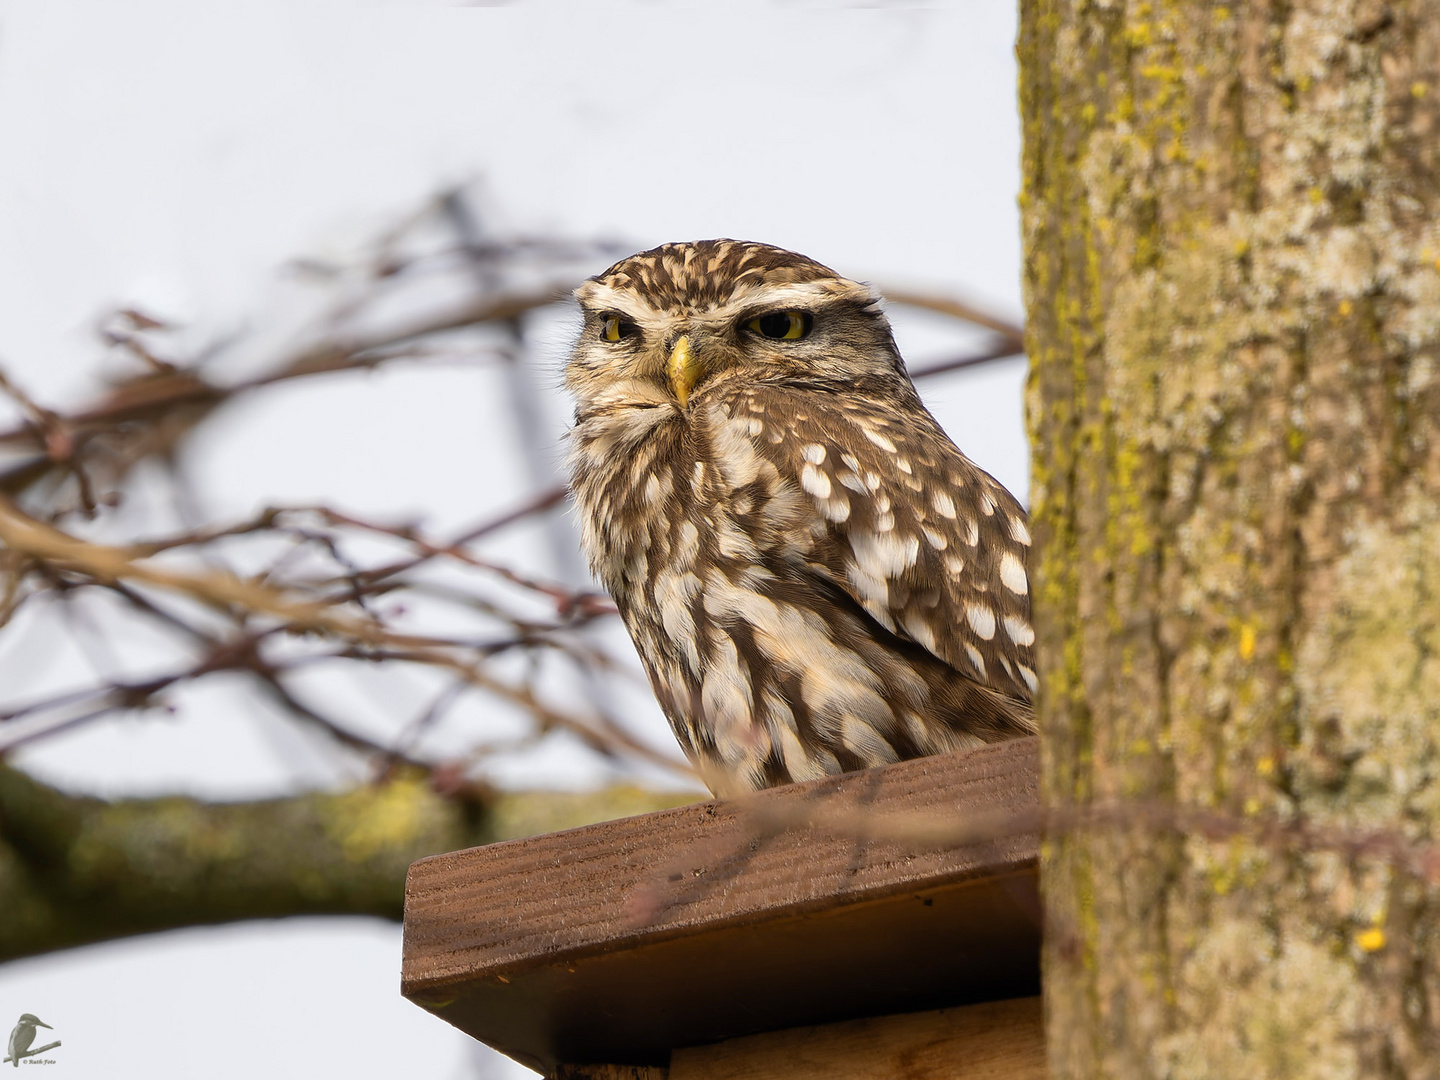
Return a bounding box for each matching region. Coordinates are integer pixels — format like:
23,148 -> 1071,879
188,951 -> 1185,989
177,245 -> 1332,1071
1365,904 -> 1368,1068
0,4 -> 1025,1077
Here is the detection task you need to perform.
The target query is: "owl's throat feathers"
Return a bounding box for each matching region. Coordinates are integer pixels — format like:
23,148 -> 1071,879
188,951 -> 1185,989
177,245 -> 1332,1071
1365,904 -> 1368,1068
666,335 -> 704,409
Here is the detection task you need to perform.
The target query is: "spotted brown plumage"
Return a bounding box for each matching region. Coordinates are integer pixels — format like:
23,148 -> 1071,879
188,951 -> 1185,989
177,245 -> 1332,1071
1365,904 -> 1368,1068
566,239 -> 1034,795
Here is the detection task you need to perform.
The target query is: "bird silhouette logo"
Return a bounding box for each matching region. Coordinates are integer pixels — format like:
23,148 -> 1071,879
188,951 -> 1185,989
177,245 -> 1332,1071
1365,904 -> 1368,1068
5,1015 -> 58,1067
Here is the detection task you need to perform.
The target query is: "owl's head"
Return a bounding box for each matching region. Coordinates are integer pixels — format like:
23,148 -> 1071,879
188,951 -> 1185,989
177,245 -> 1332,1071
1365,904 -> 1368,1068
567,239 -> 906,413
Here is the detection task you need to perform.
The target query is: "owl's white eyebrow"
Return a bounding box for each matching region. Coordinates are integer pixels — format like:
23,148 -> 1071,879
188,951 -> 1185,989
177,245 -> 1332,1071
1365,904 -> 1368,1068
574,282 -> 657,322
728,280 -> 877,312
575,278 -> 880,323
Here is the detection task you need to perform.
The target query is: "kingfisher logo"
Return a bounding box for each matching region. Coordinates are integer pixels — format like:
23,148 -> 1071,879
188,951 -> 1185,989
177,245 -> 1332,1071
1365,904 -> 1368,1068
4,1015 -> 58,1067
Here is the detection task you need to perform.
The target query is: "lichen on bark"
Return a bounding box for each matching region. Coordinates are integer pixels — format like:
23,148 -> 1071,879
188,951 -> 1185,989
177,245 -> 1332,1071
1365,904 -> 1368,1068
1020,1 -> 1440,1075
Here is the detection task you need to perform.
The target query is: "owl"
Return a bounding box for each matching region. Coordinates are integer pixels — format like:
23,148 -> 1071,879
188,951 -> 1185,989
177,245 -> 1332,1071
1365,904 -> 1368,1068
566,240 -> 1035,796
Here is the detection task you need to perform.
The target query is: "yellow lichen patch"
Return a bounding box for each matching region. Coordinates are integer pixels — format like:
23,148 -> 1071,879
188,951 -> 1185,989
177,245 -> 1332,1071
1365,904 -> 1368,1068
1355,928 -> 1386,953
1238,622 -> 1256,661
1127,22 -> 1153,49
328,774 -> 431,863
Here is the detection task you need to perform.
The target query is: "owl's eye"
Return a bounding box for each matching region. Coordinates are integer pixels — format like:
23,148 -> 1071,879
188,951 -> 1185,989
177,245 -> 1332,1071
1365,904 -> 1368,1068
600,315 -> 637,343
747,311 -> 813,341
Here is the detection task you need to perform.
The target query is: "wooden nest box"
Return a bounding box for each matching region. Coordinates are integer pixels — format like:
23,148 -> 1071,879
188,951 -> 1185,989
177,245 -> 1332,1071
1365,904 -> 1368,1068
402,737 -> 1044,1079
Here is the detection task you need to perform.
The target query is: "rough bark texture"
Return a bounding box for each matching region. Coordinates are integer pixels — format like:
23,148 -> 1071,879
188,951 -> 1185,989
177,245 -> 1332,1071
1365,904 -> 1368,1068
1019,2 -> 1440,1077
0,763 -> 693,962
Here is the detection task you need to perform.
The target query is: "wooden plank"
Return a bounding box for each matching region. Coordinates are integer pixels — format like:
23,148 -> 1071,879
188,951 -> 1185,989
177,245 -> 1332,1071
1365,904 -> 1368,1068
402,737 -> 1040,1075
669,997 -> 1045,1080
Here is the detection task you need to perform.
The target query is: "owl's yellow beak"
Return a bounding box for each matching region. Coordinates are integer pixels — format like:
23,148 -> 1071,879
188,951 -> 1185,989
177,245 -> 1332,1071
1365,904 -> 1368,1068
666,335 -> 703,408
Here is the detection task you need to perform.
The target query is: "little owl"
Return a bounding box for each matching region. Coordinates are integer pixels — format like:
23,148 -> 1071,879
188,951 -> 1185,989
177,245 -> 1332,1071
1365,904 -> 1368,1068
566,240 -> 1034,796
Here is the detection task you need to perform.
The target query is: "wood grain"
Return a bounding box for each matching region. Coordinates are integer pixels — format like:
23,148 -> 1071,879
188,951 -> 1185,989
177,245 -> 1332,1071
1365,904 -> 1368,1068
554,1066 -> 669,1080
402,738 -> 1041,1075
669,997 -> 1045,1080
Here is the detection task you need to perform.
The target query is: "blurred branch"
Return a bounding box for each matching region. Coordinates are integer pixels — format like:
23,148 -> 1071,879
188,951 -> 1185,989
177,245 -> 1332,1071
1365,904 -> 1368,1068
0,761 -> 696,962
0,494 -> 395,642
880,289 -> 1024,341
0,495 -> 680,773
0,289 -> 566,504
907,341 -> 1026,380
248,285 -> 567,385
880,288 -> 1027,382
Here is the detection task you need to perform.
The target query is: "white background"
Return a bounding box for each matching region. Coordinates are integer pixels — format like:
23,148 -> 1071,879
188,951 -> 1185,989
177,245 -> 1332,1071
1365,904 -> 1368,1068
0,3 -> 1025,1077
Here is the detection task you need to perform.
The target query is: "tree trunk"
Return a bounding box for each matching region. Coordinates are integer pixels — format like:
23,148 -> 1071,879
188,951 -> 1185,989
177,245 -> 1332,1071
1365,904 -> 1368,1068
1019,2 -> 1440,1077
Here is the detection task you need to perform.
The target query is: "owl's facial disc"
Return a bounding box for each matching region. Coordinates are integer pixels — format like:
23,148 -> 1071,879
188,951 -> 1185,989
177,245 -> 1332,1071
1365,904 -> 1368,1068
569,241 -> 904,414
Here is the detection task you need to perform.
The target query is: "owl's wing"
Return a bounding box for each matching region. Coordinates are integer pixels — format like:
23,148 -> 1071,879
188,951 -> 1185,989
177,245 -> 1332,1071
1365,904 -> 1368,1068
720,381 -> 1036,706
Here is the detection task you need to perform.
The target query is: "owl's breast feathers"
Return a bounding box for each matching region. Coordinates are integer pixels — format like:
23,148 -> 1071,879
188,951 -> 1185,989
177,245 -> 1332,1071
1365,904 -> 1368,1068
569,378 -> 1035,795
